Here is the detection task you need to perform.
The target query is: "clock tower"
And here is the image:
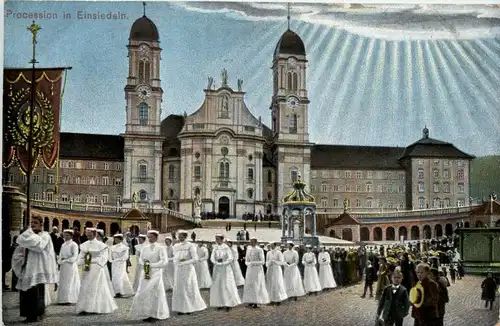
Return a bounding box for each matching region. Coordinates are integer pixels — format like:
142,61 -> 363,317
270,27 -> 312,212
122,6 -> 164,209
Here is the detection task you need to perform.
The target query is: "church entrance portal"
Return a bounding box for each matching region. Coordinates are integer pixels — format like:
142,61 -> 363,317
218,196 -> 230,219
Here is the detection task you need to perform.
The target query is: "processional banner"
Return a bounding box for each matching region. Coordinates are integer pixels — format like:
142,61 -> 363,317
3,68 -> 65,174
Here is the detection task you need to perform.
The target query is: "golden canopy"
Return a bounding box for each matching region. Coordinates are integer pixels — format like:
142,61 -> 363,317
282,174 -> 316,205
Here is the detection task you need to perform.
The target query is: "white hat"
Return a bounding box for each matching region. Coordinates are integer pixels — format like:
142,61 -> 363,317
138,234 -> 146,239
306,245 -> 312,248
63,229 -> 74,234
86,227 -> 97,232
250,237 -> 257,240
164,235 -> 173,240
96,229 -> 104,235
287,241 -> 294,245
438,267 -> 443,272
225,238 -> 232,242
215,233 -> 224,238
177,229 -> 188,235
147,230 -> 159,235
52,226 -> 58,230
113,234 -> 123,238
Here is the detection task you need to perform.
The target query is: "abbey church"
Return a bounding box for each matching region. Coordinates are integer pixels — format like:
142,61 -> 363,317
6,13 -> 475,219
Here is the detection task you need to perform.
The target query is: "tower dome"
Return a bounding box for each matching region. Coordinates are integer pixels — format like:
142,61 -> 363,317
129,15 -> 159,41
273,29 -> 306,59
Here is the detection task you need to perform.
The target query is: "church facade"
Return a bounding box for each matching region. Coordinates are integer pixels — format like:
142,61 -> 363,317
5,13 -> 475,220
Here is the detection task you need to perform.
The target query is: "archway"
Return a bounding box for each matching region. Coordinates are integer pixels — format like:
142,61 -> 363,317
52,218 -> 59,228
386,227 -> 395,241
97,222 -> 106,234
62,219 -> 70,230
475,220 -> 483,228
360,227 -> 370,241
129,225 -> 139,236
496,220 -> 500,227
85,221 -> 93,228
411,226 -> 420,240
434,224 -> 443,238
73,220 -> 81,231
423,225 -> 432,239
266,204 -> 272,214
464,221 -> 470,228
373,227 -> 382,241
342,228 -> 353,241
399,226 -> 408,241
43,217 -> 50,231
167,201 -> 175,210
218,196 -> 230,218
329,229 -> 336,238
445,223 -> 453,236
110,222 -> 120,235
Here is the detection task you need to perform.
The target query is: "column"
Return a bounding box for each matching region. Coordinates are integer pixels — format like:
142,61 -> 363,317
312,212 -> 317,236
154,151 -> 161,201
282,215 -> 286,238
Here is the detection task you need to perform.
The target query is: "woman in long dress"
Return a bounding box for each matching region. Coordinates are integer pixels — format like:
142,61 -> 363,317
302,245 -> 321,295
210,234 -> 241,311
283,242 -> 306,301
109,234 -> 134,298
130,230 -> 170,322
133,234 -> 147,292
265,242 -> 288,305
375,258 -> 390,300
226,240 -> 245,286
195,243 -> 212,289
242,237 -> 270,308
317,247 -> 337,291
163,237 -> 175,291
56,230 -> 80,304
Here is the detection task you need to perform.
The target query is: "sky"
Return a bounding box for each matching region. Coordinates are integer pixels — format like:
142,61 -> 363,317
4,2 -> 500,157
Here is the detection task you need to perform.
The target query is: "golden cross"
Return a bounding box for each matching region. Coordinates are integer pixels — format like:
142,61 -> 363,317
27,21 -> 41,44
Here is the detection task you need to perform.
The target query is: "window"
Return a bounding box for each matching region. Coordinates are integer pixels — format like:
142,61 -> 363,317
321,183 -> 328,192
418,182 -> 425,193
433,182 -> 440,193
356,199 -> 361,208
398,185 -> 405,193
62,175 -> 69,184
418,160 -> 424,165
345,171 -> 351,178
289,114 -> 297,134
345,184 -> 351,192
433,159 -> 440,165
247,168 -> 254,181
418,169 -> 424,179
116,163 -> 122,170
399,201 -> 404,209
433,198 -> 440,208
47,192 -> 54,202
94,195 -> 98,203
433,169 -> 439,178
247,189 -> 254,199
399,172 -> 404,180
367,171 -> 373,178
458,183 -> 464,193
86,195 -> 91,203
33,175 -> 40,183
102,194 -> 109,203
386,172 -> 392,179
333,185 -> 339,192
88,161 -> 96,169
377,185 -> 383,193
194,166 -> 201,180
335,170 -> 341,178
99,176 -> 108,186
439,200 -> 444,208
287,71 -> 298,91
48,174 -> 55,184
310,185 -> 316,192
311,170 -> 318,179
139,103 -> 148,125
366,199 -> 372,208
116,195 -> 122,204
139,164 -> 147,180
267,170 -> 272,183
418,197 -> 425,209
82,176 -> 87,184
333,199 -> 339,207
8,173 -> 15,183
388,201 -> 393,209
457,169 -> 464,180
68,161 -> 76,168
139,190 -> 148,201
356,184 -> 362,192
61,194 -> 69,202
89,177 -> 96,185
443,182 -> 450,193
457,160 -> 463,167
75,194 -> 81,202
378,200 -> 384,208
356,171 -> 362,179
219,161 -> 230,179
115,178 -> 122,186
457,199 -> 465,207
138,59 -> 150,83
321,198 -> 328,208
267,192 -> 272,200
444,198 -> 450,207
168,165 -> 175,180
443,169 -> 450,178
33,193 -> 40,200
291,170 -> 298,183
104,162 -> 109,170
387,184 -> 393,193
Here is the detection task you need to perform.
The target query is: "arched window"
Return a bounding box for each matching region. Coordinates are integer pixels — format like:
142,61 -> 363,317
139,103 -> 148,125
219,161 -> 229,179
287,71 -> 298,91
138,59 -> 150,84
289,114 -> 297,134
168,165 -> 175,180
267,170 -> 273,183
168,189 -> 174,198
194,187 -> 201,196
139,190 -> 148,201
139,164 -> 147,180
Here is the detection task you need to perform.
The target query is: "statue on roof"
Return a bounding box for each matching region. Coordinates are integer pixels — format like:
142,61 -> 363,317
423,125 -> 429,138
237,78 -> 243,91
343,198 -> 349,213
207,76 -> 214,89
221,68 -> 228,87
132,192 -> 137,208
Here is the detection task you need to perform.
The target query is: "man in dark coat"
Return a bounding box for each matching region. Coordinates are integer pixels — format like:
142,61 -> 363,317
412,263 -> 440,326
400,253 -> 417,291
50,227 -> 64,256
481,272 -> 497,310
377,268 -> 410,326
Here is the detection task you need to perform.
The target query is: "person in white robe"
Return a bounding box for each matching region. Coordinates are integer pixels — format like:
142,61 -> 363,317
96,229 -> 115,296
226,240 -> 245,286
163,236 -> 175,291
243,237 -> 270,308
265,242 -> 288,305
56,230 -> 80,304
302,245 -> 322,295
75,228 -> 118,315
109,234 -> 134,298
195,243 -> 212,289
318,247 -> 337,291
133,234 -> 147,292
11,216 -> 59,323
283,241 -> 306,301
210,234 -> 241,311
130,230 -> 170,322
172,230 -> 207,315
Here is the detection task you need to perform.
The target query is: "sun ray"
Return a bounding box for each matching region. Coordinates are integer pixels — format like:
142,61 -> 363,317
462,40 -> 500,86
414,40 -> 434,131
402,41 -> 415,139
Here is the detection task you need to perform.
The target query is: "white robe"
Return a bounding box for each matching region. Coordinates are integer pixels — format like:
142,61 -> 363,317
56,240 -> 80,304
163,245 -> 175,291
283,249 -> 306,298
11,229 -> 59,292
172,241 -> 207,313
209,243 -> 241,307
302,252 -> 322,293
109,243 -> 134,297
133,243 -> 145,291
195,246 -> 212,289
243,246 -> 270,305
130,243 -> 169,320
75,239 -> 118,314
229,246 -> 245,286
318,252 -> 337,289
265,249 -> 288,302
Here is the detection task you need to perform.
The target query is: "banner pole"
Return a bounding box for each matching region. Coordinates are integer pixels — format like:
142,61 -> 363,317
25,21 -> 41,229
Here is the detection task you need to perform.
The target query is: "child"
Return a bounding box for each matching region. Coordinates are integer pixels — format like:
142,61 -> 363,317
449,264 -> 456,284
376,267 -> 410,326
361,260 -> 376,298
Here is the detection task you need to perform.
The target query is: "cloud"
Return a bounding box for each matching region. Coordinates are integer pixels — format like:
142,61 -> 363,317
175,3 -> 500,40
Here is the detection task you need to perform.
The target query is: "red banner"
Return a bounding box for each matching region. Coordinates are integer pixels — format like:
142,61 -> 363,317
3,68 -> 65,174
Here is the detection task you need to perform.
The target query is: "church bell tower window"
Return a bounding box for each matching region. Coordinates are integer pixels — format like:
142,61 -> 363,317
139,103 -> 149,125
138,59 -> 151,84
287,71 -> 298,92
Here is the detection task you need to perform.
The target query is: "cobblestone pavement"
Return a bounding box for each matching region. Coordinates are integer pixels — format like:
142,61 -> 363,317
3,273 -> 498,326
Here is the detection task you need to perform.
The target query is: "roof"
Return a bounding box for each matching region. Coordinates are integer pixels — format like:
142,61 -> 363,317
122,208 -> 148,220
160,114 -> 185,139
274,29 -> 306,58
311,144 -> 405,170
59,133 -> 124,160
400,128 -> 475,160
129,15 -> 159,41
469,200 -> 500,216
326,213 -> 360,226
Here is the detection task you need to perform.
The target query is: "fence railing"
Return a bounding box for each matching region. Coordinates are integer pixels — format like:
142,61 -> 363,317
316,205 -> 480,219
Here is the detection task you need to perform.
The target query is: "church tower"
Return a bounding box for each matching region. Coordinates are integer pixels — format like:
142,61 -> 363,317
122,4 -> 164,209
270,11 -> 312,212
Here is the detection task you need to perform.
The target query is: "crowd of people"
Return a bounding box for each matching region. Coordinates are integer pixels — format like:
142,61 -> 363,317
199,211 -> 280,222
8,215 -> 498,325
